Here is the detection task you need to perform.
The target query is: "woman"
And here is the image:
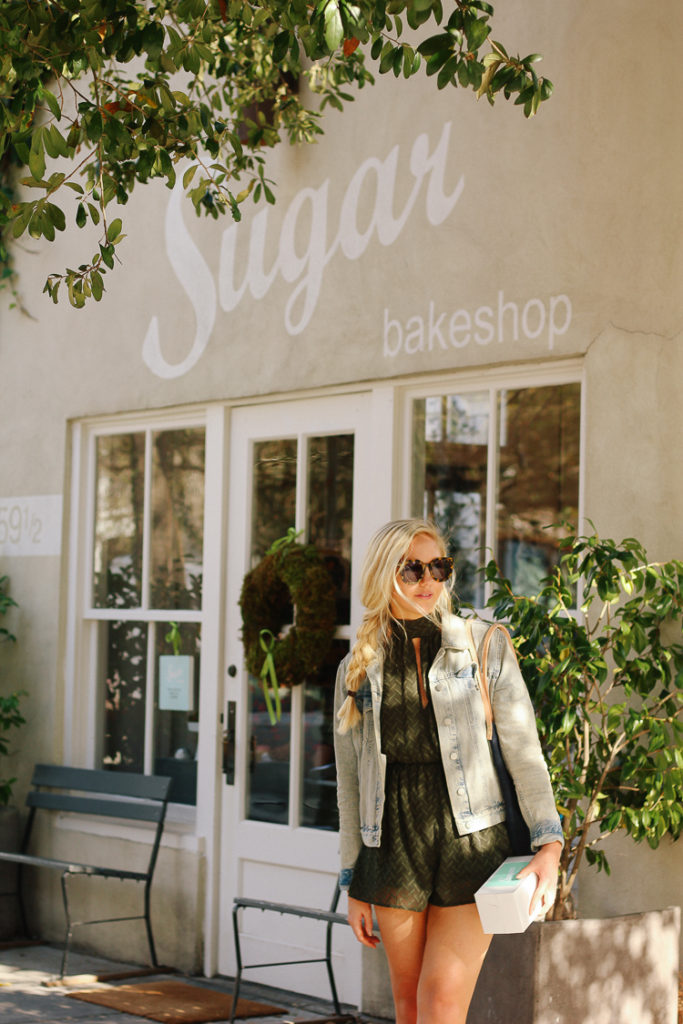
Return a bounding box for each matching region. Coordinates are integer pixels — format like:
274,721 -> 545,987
334,519 -> 562,1024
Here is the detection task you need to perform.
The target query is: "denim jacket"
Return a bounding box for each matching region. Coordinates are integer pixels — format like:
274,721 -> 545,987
333,613 -> 563,890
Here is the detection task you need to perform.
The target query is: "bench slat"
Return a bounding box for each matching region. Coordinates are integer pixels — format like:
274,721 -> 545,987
31,764 -> 171,802
234,896 -> 348,926
26,790 -> 165,822
0,850 -> 146,881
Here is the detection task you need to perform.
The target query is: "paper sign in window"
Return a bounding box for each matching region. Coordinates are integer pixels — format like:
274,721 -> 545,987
159,655 -> 195,712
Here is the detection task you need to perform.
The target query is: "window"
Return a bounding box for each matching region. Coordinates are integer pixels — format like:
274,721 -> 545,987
410,380 -> 581,606
246,433 -> 354,830
86,425 -> 206,804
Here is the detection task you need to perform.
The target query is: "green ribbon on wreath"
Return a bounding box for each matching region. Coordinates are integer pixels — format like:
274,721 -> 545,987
266,527 -> 303,556
259,628 -> 282,725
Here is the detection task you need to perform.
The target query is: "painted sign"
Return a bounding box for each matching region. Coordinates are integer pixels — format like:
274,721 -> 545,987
142,119 -> 573,379
143,121 -> 465,379
0,495 -> 62,557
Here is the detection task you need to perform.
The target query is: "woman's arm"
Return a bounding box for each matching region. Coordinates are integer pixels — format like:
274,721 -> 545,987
333,656 -> 363,888
491,629 -> 564,850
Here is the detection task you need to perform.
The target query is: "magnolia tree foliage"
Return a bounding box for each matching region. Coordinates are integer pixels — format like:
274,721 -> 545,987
486,530 -> 683,919
0,0 -> 552,306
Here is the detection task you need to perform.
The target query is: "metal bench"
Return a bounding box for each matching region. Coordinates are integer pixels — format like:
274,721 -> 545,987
231,883 -> 353,1022
0,763 -> 172,977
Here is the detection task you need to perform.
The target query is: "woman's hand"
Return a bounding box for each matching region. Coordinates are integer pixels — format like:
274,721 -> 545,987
347,896 -> 380,948
517,840 -> 562,918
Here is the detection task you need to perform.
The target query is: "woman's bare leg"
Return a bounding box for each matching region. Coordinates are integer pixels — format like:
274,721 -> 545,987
373,905 -> 428,1024
417,903 -> 492,1024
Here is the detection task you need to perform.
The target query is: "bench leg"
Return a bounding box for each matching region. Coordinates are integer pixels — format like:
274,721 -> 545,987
60,872 -> 73,979
325,920 -> 342,1015
144,881 -> 159,968
230,903 -> 244,1024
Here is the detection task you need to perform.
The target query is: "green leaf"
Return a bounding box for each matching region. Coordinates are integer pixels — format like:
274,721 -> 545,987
106,218 -> 123,242
91,270 -> 104,301
273,30 -> 290,63
417,33 -> 454,57
28,145 -> 46,182
43,89 -> 62,121
76,203 -> 87,228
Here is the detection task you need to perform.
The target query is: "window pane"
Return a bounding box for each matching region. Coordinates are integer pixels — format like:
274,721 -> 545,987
411,393 -> 489,606
93,433 -> 145,608
247,680 -> 291,823
496,383 -> 580,593
154,621 -> 201,805
300,638 -> 348,830
251,439 -> 297,565
150,428 -> 205,611
103,620 -> 148,772
307,435 -> 354,624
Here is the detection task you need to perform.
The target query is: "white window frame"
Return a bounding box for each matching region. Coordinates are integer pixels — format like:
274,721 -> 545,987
63,404 -> 226,829
397,359 -> 586,611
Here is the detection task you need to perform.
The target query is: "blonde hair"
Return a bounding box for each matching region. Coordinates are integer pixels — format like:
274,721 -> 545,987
336,518 -> 454,733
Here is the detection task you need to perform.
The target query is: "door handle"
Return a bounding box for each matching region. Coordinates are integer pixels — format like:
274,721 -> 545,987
223,699 -> 236,784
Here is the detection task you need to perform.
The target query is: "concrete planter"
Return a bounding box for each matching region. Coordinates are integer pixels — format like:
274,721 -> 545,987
0,805 -> 21,940
468,907 -> 681,1024
360,907 -> 680,1023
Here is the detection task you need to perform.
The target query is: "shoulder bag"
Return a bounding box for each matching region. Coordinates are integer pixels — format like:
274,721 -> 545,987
466,621 -> 532,856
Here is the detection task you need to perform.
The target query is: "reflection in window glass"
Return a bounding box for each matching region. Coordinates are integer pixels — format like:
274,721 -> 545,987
251,439 -> 297,565
496,384 -> 580,593
307,436 -> 354,624
103,620 -> 148,772
154,622 -> 201,805
301,639 -> 348,830
93,433 -> 145,608
247,681 -> 291,823
412,393 -> 489,606
150,429 -> 205,611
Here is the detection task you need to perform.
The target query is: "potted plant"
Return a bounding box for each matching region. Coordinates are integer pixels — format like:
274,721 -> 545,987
467,528 -> 682,1024
0,572 -> 25,939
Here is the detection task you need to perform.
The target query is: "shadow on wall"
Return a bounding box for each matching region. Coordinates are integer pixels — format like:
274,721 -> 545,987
469,907 -> 680,1024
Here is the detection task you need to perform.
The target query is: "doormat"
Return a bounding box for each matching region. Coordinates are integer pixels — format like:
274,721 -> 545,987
67,979 -> 285,1022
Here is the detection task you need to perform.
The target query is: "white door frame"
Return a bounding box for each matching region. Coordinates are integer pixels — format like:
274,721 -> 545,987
208,387 -> 394,1000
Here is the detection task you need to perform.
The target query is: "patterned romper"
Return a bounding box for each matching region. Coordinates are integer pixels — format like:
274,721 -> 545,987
348,616 -> 510,911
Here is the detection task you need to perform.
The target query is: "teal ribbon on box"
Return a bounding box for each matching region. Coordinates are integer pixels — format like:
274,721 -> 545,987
259,628 -> 282,725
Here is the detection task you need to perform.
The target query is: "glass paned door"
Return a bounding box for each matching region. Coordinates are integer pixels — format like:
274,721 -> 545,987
219,394 -> 379,1005
245,433 -> 354,829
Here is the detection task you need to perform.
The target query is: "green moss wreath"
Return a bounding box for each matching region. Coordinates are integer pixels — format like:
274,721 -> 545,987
239,535 -> 337,689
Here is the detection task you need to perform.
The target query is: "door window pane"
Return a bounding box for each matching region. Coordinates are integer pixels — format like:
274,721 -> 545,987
247,681 -> 291,823
251,439 -> 297,565
307,435 -> 354,624
150,429 -> 205,611
300,638 -> 348,830
412,393 -> 489,606
103,620 -> 148,772
154,621 -> 201,805
411,382 -> 581,603
496,383 -> 580,592
93,433 -> 145,608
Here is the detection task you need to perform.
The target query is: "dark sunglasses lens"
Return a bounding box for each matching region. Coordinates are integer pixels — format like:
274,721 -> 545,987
429,558 -> 453,582
401,560 -> 423,583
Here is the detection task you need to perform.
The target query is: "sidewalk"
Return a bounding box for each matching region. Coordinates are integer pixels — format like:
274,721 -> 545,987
0,944 -> 392,1024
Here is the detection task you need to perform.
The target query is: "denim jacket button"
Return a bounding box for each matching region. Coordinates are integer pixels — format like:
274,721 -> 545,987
434,683 -> 443,692
449,752 -> 457,760
457,786 -> 466,795
444,717 -> 452,726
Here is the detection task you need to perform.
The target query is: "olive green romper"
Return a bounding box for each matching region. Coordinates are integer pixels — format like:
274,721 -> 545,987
348,617 -> 510,911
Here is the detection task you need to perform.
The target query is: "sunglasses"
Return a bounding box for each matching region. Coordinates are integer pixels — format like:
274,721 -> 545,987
398,557 -> 454,584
